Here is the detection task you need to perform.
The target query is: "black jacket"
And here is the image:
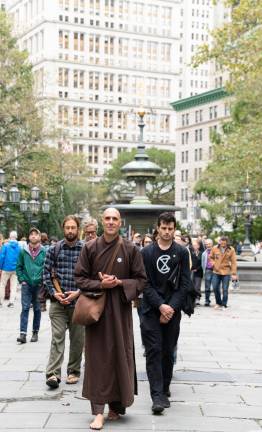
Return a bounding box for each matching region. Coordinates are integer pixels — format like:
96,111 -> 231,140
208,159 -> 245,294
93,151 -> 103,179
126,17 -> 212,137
141,241 -> 191,313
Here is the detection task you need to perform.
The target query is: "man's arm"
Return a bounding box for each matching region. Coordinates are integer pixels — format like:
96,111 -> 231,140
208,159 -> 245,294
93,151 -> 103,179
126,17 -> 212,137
0,244 -> 6,270
119,246 -> 147,302
16,250 -> 25,283
168,248 -> 191,310
230,248 -> 237,276
141,247 -> 164,309
209,247 -> 215,267
74,244 -> 102,291
43,247 -> 56,296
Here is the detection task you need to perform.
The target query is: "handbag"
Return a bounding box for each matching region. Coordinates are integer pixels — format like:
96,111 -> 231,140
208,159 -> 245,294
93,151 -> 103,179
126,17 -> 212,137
72,237 -> 122,326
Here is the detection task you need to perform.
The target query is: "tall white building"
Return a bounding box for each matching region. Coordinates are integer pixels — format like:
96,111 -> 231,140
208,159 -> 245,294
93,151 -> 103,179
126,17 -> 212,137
178,0 -> 228,99
6,0 -> 182,178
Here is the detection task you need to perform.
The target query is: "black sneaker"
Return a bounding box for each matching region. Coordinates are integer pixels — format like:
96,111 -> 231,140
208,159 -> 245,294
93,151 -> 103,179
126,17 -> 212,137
31,332 -> 38,342
161,394 -> 171,408
152,397 -> 165,414
7,303 -> 14,308
17,333 -> 26,344
46,375 -> 59,389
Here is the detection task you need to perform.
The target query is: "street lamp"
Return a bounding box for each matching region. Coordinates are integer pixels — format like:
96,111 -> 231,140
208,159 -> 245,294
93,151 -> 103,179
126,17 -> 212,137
231,183 -> 262,256
0,168 -> 50,226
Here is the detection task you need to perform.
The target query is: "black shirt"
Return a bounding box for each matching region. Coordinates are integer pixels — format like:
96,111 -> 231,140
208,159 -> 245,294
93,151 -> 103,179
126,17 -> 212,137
142,241 -> 191,312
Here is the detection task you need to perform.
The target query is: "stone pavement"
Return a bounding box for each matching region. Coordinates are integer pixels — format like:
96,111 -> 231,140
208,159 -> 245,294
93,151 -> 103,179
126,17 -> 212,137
0,291 -> 262,431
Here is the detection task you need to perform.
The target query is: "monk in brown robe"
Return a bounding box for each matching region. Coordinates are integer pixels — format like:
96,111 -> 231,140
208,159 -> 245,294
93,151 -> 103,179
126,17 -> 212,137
75,208 -> 146,430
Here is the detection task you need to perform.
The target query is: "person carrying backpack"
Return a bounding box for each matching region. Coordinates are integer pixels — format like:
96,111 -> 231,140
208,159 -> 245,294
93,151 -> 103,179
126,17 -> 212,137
141,212 -> 192,415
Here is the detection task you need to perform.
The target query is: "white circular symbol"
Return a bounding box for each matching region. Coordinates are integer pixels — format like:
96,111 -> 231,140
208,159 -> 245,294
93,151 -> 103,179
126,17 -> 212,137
117,257 -> 122,263
157,255 -> 171,274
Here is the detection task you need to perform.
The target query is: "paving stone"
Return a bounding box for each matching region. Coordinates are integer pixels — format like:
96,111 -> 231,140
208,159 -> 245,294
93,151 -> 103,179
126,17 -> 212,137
202,403 -> 262,419
1,293 -> 262,430
0,412 -> 48,428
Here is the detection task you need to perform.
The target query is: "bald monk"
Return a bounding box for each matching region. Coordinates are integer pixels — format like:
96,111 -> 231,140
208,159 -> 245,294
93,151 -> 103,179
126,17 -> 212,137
75,208 -> 146,430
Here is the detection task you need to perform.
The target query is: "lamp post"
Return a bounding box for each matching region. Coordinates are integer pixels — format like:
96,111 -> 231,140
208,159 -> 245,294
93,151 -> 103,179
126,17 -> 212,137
0,168 -> 50,228
231,184 -> 262,256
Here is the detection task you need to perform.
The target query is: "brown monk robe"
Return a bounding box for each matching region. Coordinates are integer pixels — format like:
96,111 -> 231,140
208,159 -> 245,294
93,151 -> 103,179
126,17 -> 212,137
74,210 -> 146,429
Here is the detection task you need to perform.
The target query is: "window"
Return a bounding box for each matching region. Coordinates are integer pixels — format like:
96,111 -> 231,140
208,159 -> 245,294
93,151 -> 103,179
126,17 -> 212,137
89,71 -> 99,90
58,106 -> 69,126
104,73 -> 114,92
88,109 -> 99,127
59,30 -> 69,49
74,32 -> 84,51
73,107 -> 84,126
74,70 -> 85,88
58,68 -> 69,87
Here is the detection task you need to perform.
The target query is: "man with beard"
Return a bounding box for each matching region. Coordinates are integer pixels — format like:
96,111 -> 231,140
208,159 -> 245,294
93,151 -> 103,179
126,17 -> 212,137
43,215 -> 84,389
75,207 -> 146,430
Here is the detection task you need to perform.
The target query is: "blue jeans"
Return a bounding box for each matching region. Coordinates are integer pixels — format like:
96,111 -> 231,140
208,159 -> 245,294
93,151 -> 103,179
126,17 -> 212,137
20,283 -> 41,334
204,270 -> 213,304
212,274 -> 231,307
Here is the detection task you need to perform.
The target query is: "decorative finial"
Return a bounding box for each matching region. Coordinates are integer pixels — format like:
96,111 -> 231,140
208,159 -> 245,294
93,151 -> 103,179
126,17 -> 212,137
137,105 -> 145,119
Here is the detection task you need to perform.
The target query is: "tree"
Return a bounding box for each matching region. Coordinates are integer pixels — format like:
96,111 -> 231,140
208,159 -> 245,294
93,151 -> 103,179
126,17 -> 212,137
103,148 -> 175,205
192,1 -> 262,239
0,11 -> 43,169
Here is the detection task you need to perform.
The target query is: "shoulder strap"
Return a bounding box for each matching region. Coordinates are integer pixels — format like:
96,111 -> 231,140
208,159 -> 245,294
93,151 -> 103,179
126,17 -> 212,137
53,240 -> 63,267
106,237 -> 123,275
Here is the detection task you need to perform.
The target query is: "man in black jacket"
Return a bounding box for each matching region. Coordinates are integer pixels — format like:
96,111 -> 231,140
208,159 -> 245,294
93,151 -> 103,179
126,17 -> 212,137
141,212 -> 191,414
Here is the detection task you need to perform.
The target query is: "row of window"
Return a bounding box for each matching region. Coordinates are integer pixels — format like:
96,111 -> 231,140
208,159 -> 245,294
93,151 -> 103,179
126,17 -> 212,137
57,68 -> 170,98
58,106 -> 170,133
59,0 -> 172,23
181,167 -> 204,183
181,148 -> 204,163
58,31 -> 172,63
181,104 -> 230,127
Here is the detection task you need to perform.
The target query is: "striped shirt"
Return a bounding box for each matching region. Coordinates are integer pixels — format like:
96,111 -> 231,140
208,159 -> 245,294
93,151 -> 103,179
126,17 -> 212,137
43,239 -> 84,297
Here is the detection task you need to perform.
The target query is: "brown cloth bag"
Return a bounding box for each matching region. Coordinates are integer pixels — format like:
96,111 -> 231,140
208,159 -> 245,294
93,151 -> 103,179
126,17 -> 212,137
72,237 -> 122,326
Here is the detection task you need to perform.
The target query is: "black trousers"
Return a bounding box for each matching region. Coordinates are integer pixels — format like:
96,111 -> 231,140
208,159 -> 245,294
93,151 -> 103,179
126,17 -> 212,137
141,309 -> 181,399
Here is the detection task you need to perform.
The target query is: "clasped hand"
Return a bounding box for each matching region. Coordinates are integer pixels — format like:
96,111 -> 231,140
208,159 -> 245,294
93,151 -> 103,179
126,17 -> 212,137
99,272 -> 122,289
159,304 -> 174,324
54,290 -> 79,305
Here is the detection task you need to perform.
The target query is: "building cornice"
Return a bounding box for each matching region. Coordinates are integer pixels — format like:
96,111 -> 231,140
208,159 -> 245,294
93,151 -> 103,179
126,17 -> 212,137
171,88 -> 229,112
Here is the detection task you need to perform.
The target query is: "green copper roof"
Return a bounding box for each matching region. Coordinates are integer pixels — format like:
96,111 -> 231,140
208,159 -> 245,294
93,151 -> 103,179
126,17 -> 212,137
171,88 -> 229,112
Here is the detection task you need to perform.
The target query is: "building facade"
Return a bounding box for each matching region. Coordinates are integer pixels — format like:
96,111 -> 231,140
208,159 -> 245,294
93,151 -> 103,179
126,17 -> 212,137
6,0 -> 183,178
178,0 -> 228,100
171,88 -> 230,232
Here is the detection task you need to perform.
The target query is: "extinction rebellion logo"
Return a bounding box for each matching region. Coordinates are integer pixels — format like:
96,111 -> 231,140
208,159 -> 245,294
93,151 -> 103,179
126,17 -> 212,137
156,255 -> 171,274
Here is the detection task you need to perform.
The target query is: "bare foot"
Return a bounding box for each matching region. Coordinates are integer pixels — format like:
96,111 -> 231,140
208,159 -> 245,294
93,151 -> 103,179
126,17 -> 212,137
90,414 -> 104,430
107,409 -> 120,421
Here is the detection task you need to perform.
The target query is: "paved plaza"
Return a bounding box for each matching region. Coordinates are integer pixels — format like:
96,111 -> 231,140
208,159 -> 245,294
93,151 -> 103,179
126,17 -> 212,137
0,291 -> 262,431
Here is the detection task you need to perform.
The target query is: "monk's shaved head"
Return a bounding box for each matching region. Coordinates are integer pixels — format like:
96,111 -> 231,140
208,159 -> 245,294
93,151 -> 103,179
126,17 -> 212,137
102,207 -> 121,220
102,208 -> 122,240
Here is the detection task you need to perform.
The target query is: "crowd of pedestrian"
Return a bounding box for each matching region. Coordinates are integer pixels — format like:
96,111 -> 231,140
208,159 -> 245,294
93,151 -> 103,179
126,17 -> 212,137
0,212 -> 255,430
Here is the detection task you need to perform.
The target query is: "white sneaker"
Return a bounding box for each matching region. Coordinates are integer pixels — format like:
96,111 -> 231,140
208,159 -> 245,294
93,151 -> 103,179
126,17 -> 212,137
214,304 -> 221,310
